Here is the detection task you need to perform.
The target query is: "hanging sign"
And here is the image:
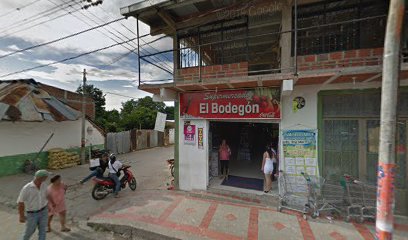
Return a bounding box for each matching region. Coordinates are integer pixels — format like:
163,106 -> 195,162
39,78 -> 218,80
282,129 -> 319,193
184,124 -> 196,145
154,112 -> 167,132
180,88 -> 280,119
198,128 -> 204,149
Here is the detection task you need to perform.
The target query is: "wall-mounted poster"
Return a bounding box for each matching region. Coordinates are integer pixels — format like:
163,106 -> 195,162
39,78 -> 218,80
198,128 -> 204,149
282,129 -> 319,194
184,125 -> 196,145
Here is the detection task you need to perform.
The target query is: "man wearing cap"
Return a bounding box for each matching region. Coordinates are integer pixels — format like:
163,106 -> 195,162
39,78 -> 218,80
17,169 -> 50,240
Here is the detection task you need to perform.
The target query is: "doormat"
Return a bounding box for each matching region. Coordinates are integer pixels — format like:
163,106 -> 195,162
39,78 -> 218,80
221,175 -> 264,191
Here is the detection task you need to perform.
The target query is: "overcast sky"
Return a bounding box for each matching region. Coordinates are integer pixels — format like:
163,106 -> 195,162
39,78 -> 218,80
0,0 -> 174,110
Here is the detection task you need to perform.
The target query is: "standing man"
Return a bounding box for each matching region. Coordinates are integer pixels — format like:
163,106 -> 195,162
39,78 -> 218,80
18,169 -> 50,240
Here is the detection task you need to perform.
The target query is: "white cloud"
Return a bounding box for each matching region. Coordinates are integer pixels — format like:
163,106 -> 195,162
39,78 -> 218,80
0,0 -> 175,110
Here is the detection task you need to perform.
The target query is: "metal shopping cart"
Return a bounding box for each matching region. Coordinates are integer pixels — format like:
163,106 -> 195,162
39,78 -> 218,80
354,179 -> 377,222
278,170 -> 310,219
302,172 -> 345,219
343,175 -> 376,222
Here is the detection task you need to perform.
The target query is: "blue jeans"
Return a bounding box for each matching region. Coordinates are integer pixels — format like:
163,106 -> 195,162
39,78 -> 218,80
109,173 -> 121,194
82,167 -> 103,183
22,208 -> 47,240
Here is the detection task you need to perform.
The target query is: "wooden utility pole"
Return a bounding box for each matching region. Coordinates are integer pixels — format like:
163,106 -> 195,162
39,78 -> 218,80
80,69 -> 87,165
376,0 -> 405,239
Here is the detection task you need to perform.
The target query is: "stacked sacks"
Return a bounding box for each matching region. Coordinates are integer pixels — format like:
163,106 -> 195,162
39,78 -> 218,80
48,148 -> 80,170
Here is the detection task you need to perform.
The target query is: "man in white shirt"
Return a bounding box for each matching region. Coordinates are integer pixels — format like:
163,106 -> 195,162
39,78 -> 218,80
17,169 -> 50,240
108,154 -> 123,198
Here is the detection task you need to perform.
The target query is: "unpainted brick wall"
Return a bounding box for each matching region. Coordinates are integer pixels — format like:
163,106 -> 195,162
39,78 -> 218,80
175,62 -> 249,82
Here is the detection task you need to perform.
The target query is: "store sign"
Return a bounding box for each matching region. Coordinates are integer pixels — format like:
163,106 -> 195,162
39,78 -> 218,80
198,128 -> 204,149
184,124 -> 196,145
180,88 -> 280,119
281,129 -> 319,194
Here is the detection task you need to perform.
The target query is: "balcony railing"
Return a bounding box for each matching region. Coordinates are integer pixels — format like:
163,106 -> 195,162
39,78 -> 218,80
138,14 -> 408,85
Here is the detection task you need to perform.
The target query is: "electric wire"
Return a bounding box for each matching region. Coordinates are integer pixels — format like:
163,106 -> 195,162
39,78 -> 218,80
0,0 -> 44,20
0,37 -> 172,78
80,0 -> 173,71
0,17 -> 126,60
0,4 -> 83,40
52,0 -> 172,73
0,1 -> 77,35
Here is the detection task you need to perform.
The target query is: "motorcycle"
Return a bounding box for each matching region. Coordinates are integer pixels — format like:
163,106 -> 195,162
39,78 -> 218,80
91,165 -> 137,200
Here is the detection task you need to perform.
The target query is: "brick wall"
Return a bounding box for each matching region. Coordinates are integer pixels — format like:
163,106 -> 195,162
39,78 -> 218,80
176,62 -> 248,82
39,83 -> 95,120
297,48 -> 384,71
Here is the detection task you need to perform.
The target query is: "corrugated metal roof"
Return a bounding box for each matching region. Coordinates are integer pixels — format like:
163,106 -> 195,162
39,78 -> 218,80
0,79 -> 81,122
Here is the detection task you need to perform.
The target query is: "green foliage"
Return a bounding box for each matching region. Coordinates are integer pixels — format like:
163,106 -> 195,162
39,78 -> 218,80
76,84 -> 171,132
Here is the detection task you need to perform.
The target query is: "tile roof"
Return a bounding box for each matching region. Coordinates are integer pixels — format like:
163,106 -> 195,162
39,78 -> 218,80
0,79 -> 81,122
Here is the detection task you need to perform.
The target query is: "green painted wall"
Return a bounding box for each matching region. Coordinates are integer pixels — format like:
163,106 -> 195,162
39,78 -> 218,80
0,144 -> 104,177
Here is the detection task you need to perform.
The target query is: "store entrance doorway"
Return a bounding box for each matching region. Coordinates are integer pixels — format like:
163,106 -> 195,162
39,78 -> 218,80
208,121 -> 279,194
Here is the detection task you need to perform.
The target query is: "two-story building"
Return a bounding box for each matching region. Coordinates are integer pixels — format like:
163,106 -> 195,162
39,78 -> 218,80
120,0 -> 408,216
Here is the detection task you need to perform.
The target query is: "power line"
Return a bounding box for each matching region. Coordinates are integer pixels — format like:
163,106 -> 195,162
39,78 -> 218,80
0,5 -> 83,40
98,6 -> 173,68
63,0 -> 173,73
0,17 -> 125,60
105,92 -> 136,99
0,0 -> 44,19
0,37 -> 137,78
0,1 -> 75,35
0,37 -> 173,78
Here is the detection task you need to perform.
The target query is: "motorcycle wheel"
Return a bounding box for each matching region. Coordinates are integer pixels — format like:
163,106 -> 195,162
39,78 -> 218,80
129,177 -> 137,191
170,165 -> 175,177
92,184 -> 108,200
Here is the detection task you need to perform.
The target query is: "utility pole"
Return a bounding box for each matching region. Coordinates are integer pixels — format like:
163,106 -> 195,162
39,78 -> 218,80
80,69 -> 87,165
376,0 -> 405,239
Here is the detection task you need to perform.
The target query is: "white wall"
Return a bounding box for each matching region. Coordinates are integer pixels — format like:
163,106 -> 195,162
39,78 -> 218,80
0,120 -> 105,157
178,119 -> 209,191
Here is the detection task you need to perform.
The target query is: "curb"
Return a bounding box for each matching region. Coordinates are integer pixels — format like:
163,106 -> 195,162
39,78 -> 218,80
88,221 -> 181,240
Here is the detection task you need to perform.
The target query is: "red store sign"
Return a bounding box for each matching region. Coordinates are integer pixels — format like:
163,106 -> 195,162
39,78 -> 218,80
180,88 -> 281,119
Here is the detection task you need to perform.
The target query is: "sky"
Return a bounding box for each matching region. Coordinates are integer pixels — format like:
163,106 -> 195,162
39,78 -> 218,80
0,0 -> 174,110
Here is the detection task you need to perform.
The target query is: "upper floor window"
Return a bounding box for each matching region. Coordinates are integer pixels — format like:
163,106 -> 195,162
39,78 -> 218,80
294,0 -> 388,56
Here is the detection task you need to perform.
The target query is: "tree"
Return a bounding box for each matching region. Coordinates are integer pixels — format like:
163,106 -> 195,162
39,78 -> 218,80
164,106 -> 175,120
76,84 -> 106,119
119,96 -> 168,130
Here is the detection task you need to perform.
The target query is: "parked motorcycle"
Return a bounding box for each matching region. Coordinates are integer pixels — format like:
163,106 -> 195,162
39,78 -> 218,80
91,165 -> 137,200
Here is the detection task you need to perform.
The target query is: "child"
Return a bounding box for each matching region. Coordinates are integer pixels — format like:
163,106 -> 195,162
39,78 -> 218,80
47,175 -> 70,232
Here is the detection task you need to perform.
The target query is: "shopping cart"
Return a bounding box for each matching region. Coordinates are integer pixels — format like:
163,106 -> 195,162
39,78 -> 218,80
302,172 -> 345,219
343,175 -> 376,222
354,179 -> 376,222
278,170 -> 310,219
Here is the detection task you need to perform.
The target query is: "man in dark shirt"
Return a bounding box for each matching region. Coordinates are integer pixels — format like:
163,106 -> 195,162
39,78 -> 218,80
80,153 -> 109,184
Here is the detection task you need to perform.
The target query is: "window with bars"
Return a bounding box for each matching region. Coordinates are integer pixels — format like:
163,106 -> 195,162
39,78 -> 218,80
294,0 -> 389,56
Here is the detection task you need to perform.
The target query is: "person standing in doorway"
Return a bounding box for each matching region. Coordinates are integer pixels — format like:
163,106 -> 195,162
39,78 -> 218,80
17,169 -> 50,240
261,146 -> 274,193
219,139 -> 231,180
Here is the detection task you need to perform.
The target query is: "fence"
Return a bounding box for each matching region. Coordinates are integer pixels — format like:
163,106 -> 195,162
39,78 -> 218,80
106,129 -> 173,154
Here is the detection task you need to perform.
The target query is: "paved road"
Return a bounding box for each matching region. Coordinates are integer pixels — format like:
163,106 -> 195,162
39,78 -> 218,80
0,146 -> 174,240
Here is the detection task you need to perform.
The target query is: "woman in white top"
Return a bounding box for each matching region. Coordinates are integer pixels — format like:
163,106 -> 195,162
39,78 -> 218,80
261,146 -> 275,193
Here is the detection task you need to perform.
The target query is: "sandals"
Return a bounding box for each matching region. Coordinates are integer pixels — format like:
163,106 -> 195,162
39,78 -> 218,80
61,227 -> 71,232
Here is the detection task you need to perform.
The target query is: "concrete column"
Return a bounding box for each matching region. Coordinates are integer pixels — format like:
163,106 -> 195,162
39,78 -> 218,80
280,0 -> 293,73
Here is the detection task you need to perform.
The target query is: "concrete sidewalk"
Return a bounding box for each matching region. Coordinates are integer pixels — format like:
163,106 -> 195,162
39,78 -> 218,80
0,147 -> 173,240
88,190 -> 408,240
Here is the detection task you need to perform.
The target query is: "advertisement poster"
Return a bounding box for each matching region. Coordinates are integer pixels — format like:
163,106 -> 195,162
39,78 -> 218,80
198,128 -> 204,149
282,129 -> 319,194
184,125 -> 196,145
180,88 -> 280,119
154,112 -> 167,132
